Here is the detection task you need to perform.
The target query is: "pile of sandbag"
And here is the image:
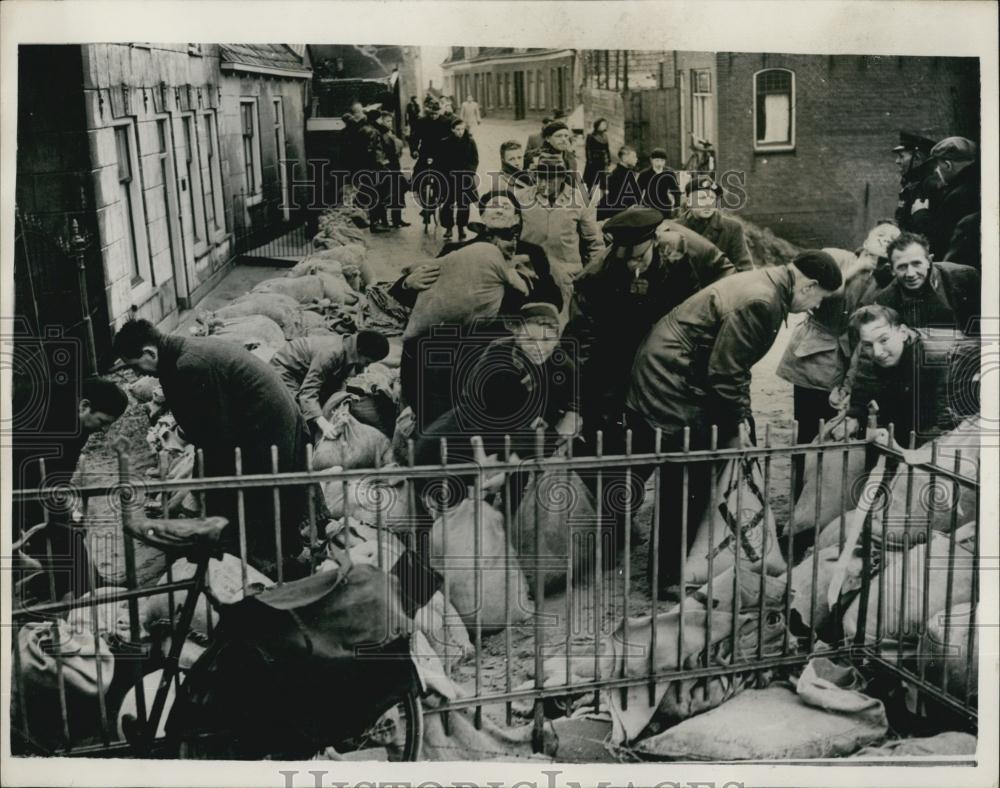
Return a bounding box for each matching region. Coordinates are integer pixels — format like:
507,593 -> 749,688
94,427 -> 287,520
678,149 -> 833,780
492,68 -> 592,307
144,414 -> 200,518
190,313 -> 287,362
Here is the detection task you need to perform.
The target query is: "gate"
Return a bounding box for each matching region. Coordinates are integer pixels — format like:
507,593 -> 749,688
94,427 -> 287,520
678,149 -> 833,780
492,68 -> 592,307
9,424 -> 980,757
231,184 -> 311,265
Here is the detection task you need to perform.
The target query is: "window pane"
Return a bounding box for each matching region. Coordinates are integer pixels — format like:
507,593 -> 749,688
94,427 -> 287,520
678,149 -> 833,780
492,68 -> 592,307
762,94 -> 791,143
115,127 -> 131,182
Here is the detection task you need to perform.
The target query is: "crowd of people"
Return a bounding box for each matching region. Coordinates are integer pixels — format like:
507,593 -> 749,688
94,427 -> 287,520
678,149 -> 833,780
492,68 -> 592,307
12,111 -> 982,616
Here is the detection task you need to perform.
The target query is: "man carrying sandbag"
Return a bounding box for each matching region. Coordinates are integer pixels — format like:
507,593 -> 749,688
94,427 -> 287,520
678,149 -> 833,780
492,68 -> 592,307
270,331 -> 390,442
626,251 -> 843,599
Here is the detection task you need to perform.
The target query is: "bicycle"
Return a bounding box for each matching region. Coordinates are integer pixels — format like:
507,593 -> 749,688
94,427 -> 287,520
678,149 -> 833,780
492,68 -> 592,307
121,516 -> 424,761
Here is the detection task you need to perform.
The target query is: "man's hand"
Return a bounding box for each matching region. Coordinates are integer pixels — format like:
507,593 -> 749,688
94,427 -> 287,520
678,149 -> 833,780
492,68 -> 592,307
829,385 -> 850,411
403,263 -> 441,291
315,416 -> 341,441
506,268 -> 531,296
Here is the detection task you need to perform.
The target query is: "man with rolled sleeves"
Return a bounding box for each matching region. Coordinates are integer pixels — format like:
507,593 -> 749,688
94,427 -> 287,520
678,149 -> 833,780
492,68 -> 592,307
892,130 -> 938,233
625,251 -> 843,598
675,176 -> 754,272
570,206 -> 735,443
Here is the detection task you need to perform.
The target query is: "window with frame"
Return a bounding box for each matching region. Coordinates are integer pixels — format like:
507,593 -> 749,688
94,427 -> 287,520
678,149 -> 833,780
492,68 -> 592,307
754,68 -> 795,151
181,114 -> 206,246
200,111 -> 224,233
691,68 -> 714,143
114,123 -> 151,287
240,99 -> 263,201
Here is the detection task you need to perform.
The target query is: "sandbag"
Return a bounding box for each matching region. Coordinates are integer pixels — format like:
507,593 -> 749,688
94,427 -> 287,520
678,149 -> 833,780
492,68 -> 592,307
686,456 -> 785,584
921,602 -> 978,700
634,684 -> 887,760
66,586 -> 145,641
198,313 -> 287,362
17,620 -> 115,698
843,529 -> 976,645
309,243 -> 368,267
322,474 -> 413,528
429,496 -> 534,632
606,607 -> 787,744
412,590 -> 474,669
142,554 -> 272,641
312,404 -> 393,471
852,731 -> 977,758
420,695 -> 558,761
879,417 -> 980,544
789,544 -> 859,634
252,274 -> 327,303
514,469 -> 600,592
210,295 -> 303,339
792,428 -> 867,536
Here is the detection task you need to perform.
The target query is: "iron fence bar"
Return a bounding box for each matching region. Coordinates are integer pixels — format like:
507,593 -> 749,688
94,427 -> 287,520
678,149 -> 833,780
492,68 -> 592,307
12,580 -> 203,622
915,440 -> 939,713
756,424 -> 772,659
704,425 -> 719,700
19,439 -> 913,504
423,647 -> 861,714
79,457 -> 111,747
532,428 -> 545,751
115,447 -> 148,738
808,419 -> 826,654
676,428 -> 690,708
234,448 -> 250,595
731,430 -> 745,664
592,431 -> 604,714
270,447 -> 285,584
964,462 -> 980,709
472,458 -> 483,731
783,421 -> 796,658
940,450 -> 963,698
648,428 -> 663,707
839,417 -> 850,550
503,434 -> 514,726
619,429 -> 633,711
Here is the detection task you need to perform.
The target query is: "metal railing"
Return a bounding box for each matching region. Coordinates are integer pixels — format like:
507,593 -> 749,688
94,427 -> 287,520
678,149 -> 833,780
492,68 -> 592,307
231,187 -> 311,263
9,422 -> 980,757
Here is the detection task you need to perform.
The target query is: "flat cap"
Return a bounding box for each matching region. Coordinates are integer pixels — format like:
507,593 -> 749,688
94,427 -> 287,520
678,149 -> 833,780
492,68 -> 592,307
602,206 -> 664,246
520,302 -> 561,325
542,121 -> 569,138
892,130 -> 935,154
929,136 -> 977,162
684,175 -> 723,196
649,147 -> 669,160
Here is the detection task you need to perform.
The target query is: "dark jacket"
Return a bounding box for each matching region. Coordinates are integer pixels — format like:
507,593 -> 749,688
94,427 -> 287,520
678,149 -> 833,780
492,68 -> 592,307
637,167 -> 682,219
674,209 -> 754,272
570,228 -> 735,424
847,332 -> 963,446
156,335 -> 311,564
944,211 -> 980,269
437,132 -> 479,175
405,101 -> 421,131
925,163 -> 980,261
896,158 -> 939,233
583,133 -> 611,186
872,260 -> 980,335
597,164 -> 642,220
626,266 -> 795,439
413,114 -> 451,166
414,336 -> 579,463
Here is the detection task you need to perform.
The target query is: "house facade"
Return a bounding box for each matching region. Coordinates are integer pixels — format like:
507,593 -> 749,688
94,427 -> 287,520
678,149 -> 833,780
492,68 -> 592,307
14,43 -> 311,369
714,52 -> 979,247
440,48 -> 578,120
580,49 -> 717,169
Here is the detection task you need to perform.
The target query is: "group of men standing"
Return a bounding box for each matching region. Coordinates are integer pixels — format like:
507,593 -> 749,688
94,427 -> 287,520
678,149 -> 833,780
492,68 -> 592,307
13,115 -> 983,610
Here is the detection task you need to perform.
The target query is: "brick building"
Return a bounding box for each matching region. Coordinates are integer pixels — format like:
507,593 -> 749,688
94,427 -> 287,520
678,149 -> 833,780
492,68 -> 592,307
580,49 -> 716,168
714,52 -> 979,247
440,48 -> 578,120
14,43 -> 311,368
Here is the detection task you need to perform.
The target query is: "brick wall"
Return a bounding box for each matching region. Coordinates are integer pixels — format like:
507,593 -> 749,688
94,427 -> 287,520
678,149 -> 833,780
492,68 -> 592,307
715,52 -> 980,248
